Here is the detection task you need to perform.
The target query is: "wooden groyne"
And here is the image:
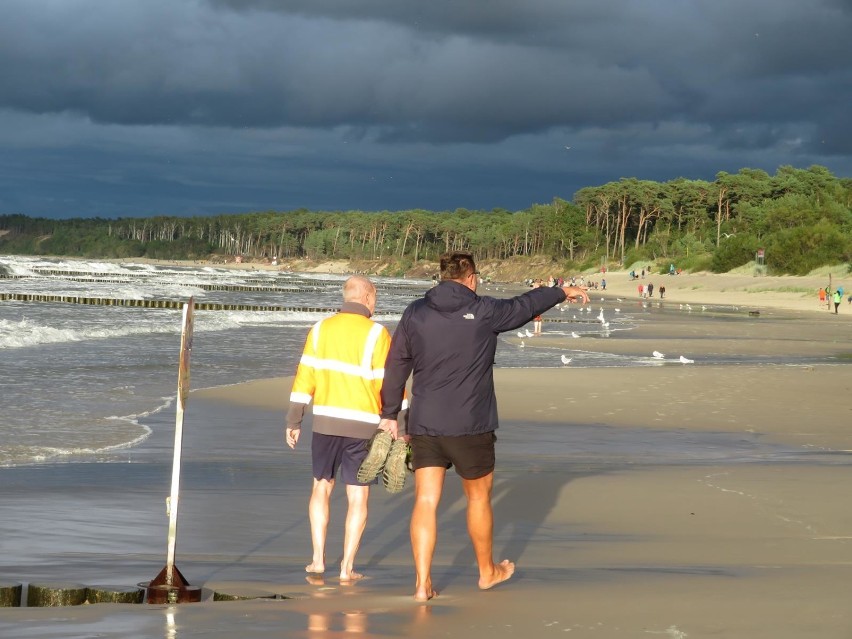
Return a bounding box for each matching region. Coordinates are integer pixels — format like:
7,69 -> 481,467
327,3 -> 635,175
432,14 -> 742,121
0,271 -> 426,293
0,275 -> 312,293
0,293 -> 340,313
0,580 -> 295,606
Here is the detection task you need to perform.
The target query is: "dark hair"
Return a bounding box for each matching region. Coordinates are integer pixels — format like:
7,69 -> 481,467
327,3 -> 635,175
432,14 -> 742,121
440,252 -> 477,281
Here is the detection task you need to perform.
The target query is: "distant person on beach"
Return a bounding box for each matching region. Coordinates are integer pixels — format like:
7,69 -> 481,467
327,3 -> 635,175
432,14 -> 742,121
285,275 -> 392,582
833,290 -> 841,314
379,252 -> 590,601
659,285 -> 666,299
647,282 -> 654,298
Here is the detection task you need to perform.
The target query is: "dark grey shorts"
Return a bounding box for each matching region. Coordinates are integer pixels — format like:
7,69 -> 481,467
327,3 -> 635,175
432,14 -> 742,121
409,431 -> 496,479
311,433 -> 374,486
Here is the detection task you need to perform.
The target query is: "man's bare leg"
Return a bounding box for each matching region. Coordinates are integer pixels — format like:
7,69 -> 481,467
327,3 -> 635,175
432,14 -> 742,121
411,466 -> 445,601
461,472 -> 515,590
340,484 -> 369,581
306,478 -> 334,573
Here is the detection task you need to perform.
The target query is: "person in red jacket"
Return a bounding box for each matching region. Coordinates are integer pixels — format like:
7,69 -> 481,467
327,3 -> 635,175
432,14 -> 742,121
380,252 -> 589,601
285,275 -> 390,582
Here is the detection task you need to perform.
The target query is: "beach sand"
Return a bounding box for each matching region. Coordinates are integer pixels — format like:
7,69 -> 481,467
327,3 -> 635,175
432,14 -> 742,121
1,272 -> 851,638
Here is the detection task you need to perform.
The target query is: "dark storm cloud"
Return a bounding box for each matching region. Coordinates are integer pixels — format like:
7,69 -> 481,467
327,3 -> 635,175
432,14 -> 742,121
0,0 -> 850,217
2,0 -> 848,140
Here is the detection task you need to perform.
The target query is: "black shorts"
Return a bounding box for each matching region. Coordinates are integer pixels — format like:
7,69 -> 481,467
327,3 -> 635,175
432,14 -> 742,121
311,433 -> 374,486
409,432 -> 496,480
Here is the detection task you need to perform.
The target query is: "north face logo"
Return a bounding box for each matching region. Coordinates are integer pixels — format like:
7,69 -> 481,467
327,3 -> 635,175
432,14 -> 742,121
463,313 -> 475,319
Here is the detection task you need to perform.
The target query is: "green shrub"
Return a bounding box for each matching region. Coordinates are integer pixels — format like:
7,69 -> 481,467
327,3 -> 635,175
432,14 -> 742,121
711,234 -> 759,272
765,221 -> 849,275
678,252 -> 714,272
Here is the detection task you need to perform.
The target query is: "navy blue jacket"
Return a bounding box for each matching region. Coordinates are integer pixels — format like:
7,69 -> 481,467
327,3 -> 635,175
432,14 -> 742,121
380,281 -> 566,436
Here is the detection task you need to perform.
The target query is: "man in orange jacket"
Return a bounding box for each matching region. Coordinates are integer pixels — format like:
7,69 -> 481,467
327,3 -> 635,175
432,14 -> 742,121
285,275 -> 390,581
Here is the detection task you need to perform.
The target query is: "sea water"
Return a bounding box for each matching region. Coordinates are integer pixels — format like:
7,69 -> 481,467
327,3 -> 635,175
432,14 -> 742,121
0,254 -> 828,469
2,256 -> 620,468
0,256 -> 425,467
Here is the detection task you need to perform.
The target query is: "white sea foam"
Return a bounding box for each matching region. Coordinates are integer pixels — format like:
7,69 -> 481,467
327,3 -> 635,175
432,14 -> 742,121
0,308 -> 352,349
0,420 -> 154,468
0,317 -> 176,349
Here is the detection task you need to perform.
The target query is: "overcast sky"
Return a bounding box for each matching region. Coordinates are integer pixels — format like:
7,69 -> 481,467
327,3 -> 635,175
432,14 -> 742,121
1,0 -> 850,219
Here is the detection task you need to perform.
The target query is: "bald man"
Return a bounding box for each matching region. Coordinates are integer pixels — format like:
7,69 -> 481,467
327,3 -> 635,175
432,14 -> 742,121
286,276 -> 391,581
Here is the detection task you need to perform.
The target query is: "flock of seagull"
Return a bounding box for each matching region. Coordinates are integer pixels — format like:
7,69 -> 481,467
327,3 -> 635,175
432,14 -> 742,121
654,350 -> 695,364
554,349 -> 694,366
515,302 -> 696,366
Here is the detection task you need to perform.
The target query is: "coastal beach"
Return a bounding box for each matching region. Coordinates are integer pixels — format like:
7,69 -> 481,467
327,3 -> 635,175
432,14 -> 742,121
1,259 -> 851,638
118,256 -> 850,315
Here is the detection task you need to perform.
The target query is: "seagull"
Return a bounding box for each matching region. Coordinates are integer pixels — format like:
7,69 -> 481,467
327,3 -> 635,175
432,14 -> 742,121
517,331 -> 525,338
525,329 -> 534,338
617,298 -> 623,302
652,351 -> 665,359
571,331 -> 580,338
560,355 -> 572,365
614,308 -> 621,313
679,355 -> 694,364
597,310 -> 605,322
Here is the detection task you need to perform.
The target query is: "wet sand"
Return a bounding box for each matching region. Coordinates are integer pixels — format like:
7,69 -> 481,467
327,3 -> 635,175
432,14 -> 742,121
1,274 -> 851,638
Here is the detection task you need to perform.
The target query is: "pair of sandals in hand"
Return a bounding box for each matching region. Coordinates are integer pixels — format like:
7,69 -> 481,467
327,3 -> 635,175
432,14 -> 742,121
357,429 -> 410,493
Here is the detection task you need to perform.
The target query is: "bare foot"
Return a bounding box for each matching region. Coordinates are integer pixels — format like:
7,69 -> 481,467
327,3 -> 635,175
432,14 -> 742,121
305,562 -> 325,574
479,559 -> 515,590
414,580 -> 438,601
339,570 -> 364,583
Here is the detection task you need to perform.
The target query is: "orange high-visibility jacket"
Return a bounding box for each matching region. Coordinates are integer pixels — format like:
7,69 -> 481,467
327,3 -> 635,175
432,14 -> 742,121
287,306 -> 392,439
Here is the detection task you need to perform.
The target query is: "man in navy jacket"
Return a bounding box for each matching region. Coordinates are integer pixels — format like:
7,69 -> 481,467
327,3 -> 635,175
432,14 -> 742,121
380,252 -> 589,601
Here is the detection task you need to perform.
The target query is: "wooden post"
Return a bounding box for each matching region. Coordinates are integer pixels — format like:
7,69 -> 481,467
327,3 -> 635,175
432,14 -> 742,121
146,298 -> 202,604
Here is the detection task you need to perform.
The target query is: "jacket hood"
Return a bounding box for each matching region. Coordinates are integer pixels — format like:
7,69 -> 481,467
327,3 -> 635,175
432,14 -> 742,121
424,280 -> 475,313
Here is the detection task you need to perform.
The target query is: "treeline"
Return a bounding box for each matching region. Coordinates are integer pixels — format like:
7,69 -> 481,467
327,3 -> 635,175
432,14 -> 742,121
1,165 -> 850,275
